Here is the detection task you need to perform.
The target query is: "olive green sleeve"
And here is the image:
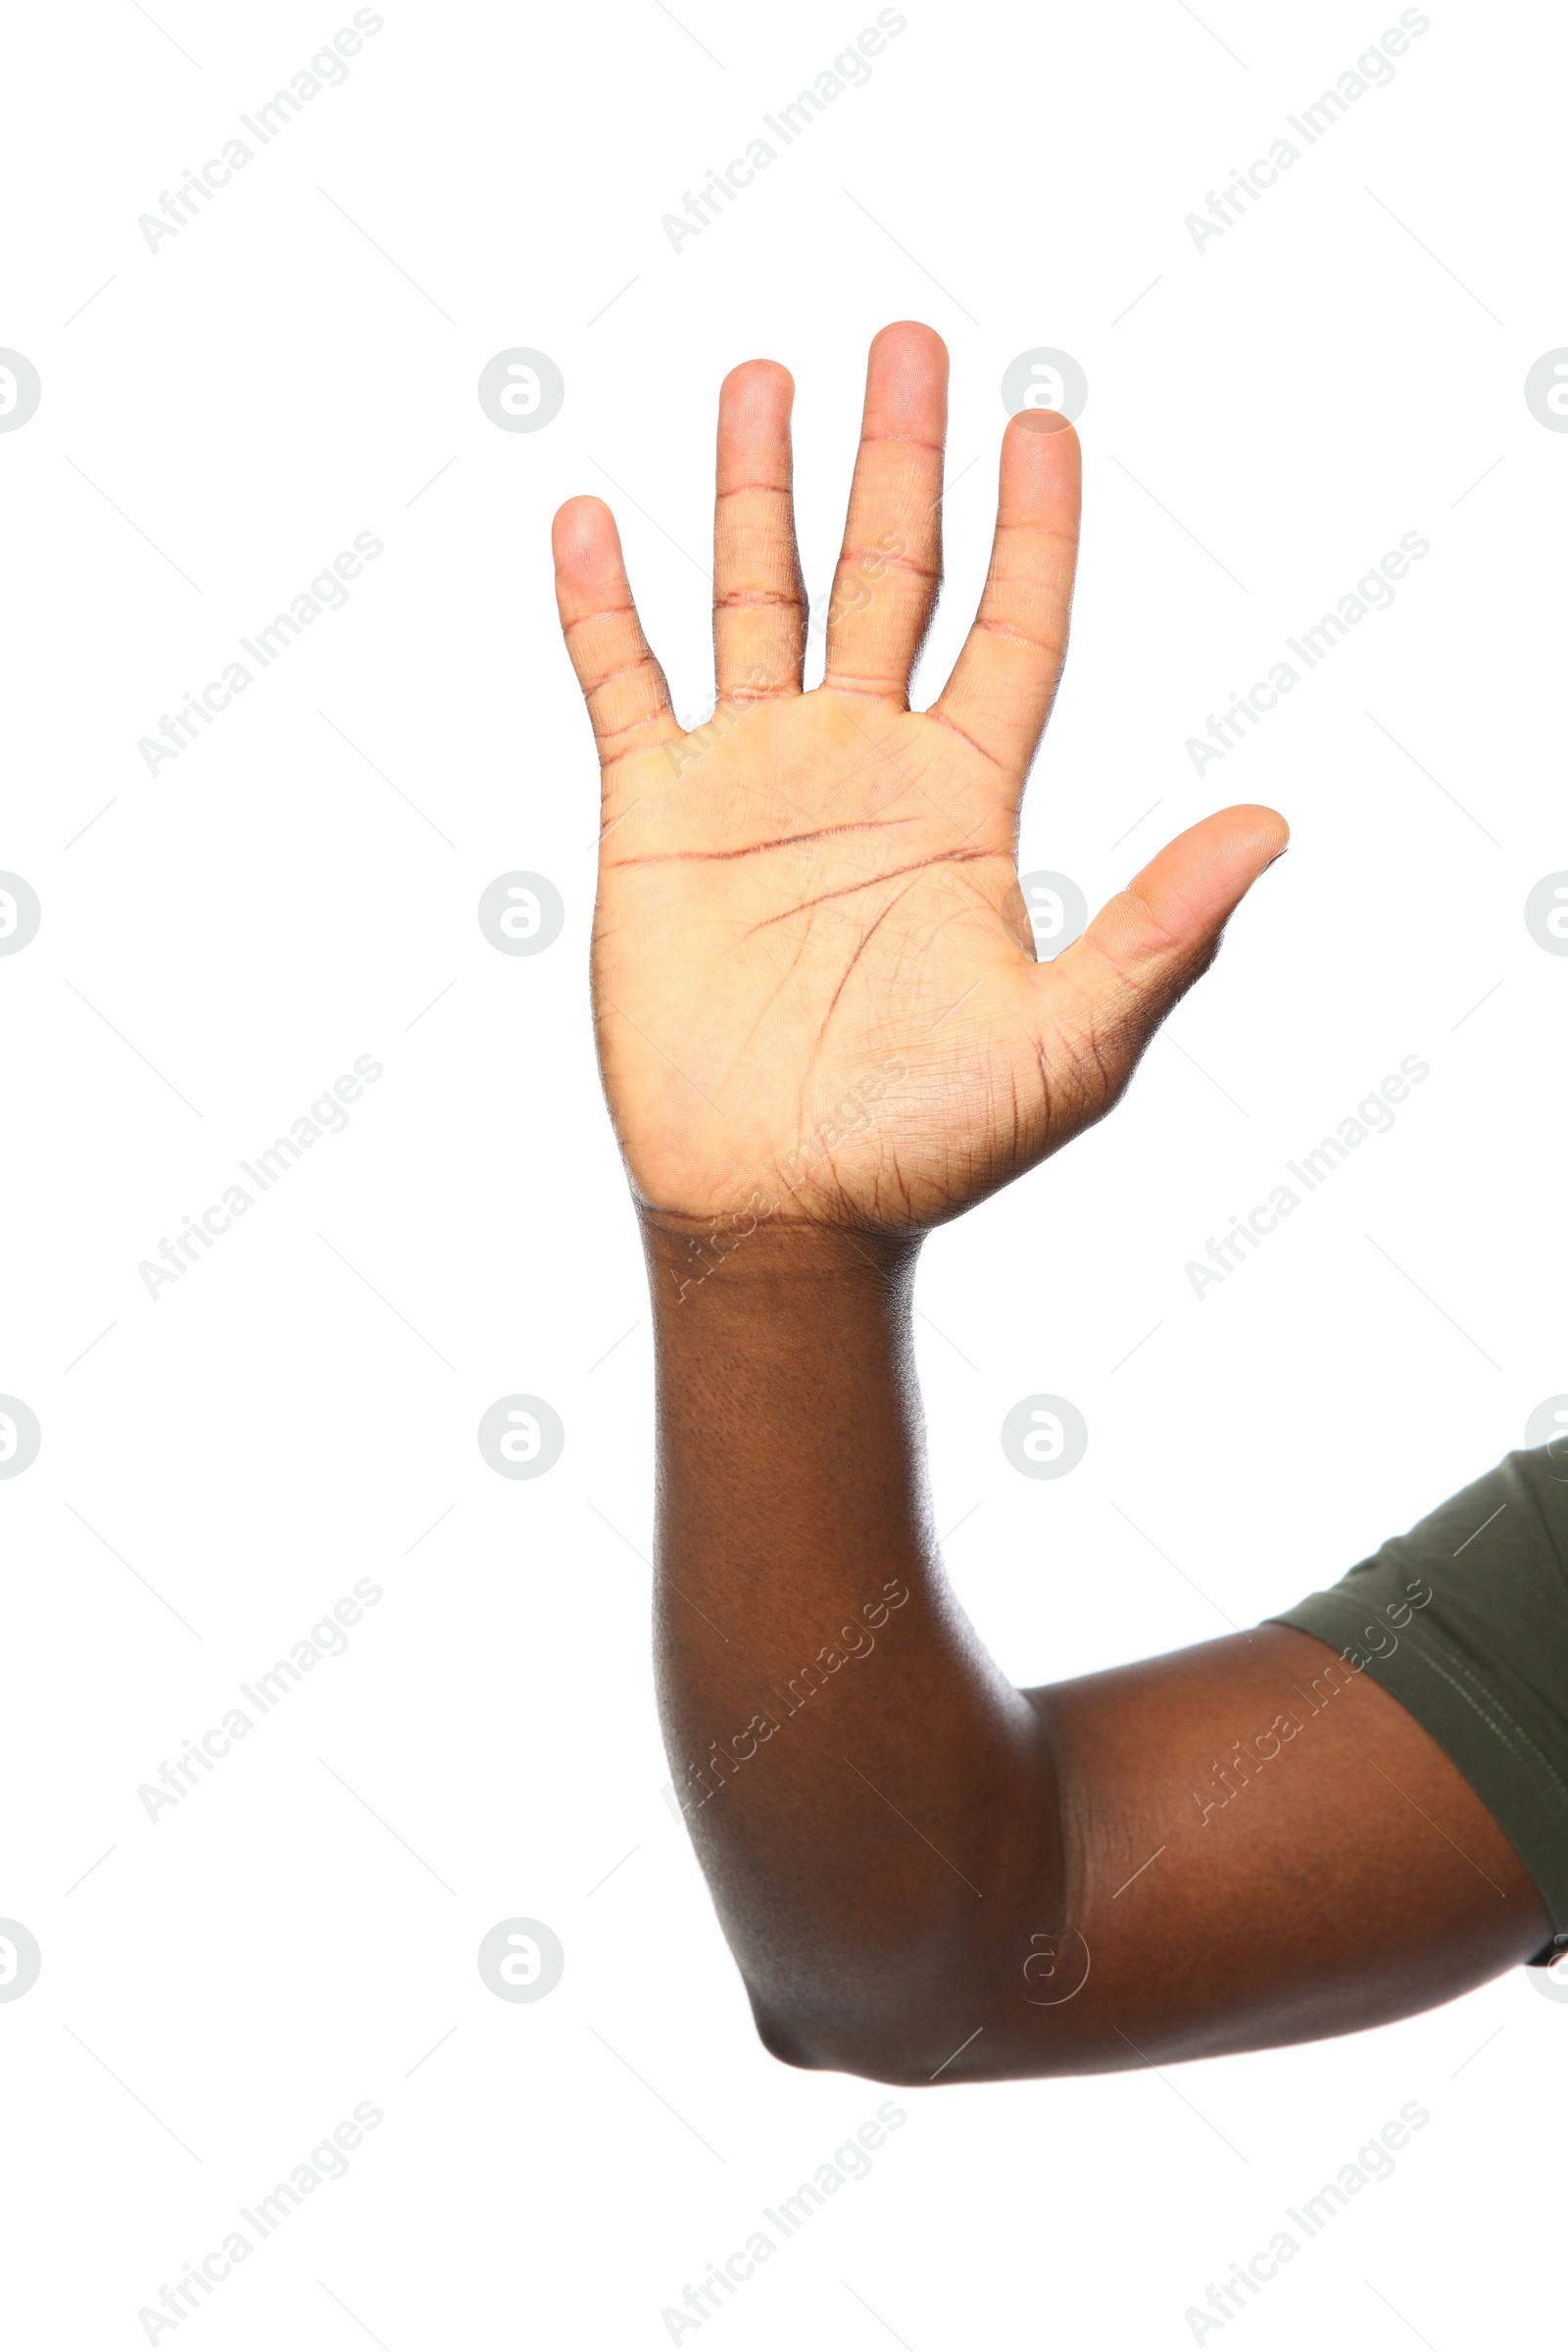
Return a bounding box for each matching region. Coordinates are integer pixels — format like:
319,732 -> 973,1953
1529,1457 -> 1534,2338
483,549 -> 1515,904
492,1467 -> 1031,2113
1267,1448 -> 1568,1951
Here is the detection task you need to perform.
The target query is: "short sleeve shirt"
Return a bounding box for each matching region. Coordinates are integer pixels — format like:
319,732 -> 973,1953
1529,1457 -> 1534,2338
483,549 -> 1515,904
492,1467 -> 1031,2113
1268,1447 -> 1568,1955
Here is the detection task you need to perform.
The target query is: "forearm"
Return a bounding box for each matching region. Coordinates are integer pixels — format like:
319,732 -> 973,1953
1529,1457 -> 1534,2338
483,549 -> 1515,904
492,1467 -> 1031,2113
643,1209 -> 1553,2084
644,1213 -> 1061,2075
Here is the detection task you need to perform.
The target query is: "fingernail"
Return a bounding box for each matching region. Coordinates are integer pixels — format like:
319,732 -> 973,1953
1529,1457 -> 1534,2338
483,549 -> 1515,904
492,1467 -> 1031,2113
1014,408 -> 1073,434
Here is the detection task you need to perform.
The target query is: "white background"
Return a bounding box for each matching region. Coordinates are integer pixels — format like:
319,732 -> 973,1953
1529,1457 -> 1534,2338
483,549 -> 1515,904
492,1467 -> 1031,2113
2,0 -> 1564,2343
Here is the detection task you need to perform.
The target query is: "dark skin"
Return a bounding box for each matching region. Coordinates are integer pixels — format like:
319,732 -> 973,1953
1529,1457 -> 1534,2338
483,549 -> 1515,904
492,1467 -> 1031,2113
552,322 -> 1549,2084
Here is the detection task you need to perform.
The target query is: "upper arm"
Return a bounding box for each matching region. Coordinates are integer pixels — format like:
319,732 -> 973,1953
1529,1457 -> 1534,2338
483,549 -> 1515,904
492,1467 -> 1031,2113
877,1449 -> 1568,2084
796,1619 -> 1549,2088
1001,1622 -> 1549,2077
759,1451 -> 1565,2087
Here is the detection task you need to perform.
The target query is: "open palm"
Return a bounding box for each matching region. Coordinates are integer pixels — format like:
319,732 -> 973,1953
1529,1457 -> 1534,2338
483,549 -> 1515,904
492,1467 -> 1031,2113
553,323 -> 1286,1238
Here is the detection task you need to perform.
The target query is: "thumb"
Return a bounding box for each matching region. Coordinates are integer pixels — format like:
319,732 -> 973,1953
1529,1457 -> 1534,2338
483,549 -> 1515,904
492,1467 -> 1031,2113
1044,802 -> 1289,1053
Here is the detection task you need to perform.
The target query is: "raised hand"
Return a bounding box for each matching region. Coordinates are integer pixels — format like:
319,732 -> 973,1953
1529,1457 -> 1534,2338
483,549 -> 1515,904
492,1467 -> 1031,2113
552,321 -> 1286,1237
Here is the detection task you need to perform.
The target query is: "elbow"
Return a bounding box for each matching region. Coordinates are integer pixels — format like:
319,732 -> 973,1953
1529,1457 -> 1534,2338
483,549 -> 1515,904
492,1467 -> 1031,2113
744,1981 -> 971,2088
747,1993 -> 861,2078
749,1997 -> 841,2074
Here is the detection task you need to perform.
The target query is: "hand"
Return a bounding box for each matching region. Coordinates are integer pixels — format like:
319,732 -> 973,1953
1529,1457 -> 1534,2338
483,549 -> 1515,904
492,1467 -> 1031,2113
553,322 -> 1287,1236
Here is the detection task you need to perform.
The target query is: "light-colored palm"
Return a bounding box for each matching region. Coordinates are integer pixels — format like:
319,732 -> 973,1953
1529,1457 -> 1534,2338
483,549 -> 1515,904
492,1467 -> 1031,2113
556,325 -> 1286,1238
594,688 -> 1099,1230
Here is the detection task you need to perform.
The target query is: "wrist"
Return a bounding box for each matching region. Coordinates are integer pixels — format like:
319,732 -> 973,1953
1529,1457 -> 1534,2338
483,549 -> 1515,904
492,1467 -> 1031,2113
639,1200 -> 927,1500
638,1200 -> 919,1329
